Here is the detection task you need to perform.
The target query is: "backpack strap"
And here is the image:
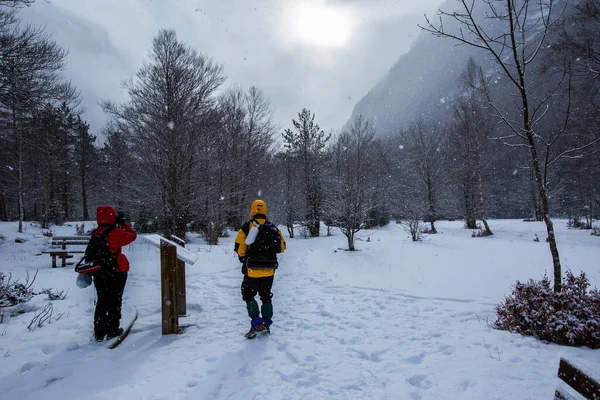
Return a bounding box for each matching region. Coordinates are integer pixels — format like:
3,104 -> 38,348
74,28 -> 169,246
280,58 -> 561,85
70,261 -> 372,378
85,225 -> 116,260
99,225 -> 115,238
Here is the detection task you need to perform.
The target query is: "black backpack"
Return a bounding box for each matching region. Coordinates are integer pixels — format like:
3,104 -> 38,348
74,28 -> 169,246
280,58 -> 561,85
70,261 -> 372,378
245,220 -> 282,269
80,226 -> 118,273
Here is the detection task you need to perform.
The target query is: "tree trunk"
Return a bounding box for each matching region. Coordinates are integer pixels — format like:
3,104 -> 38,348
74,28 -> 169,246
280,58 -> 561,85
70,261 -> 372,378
518,69 -> 562,291
464,178 -> 477,229
530,141 -> 562,292
0,193 -> 7,221
475,141 -> 492,235
530,168 -> 542,221
81,160 -> 89,221
14,112 -> 24,233
347,230 -> 355,251
426,174 -> 437,234
18,149 -> 23,233
62,181 -> 69,222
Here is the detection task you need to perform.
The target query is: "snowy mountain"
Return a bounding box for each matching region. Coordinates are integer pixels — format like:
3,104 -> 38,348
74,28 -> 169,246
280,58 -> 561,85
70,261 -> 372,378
347,0 -> 569,137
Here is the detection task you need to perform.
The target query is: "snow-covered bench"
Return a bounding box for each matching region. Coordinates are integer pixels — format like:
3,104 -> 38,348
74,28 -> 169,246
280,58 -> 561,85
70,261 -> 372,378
43,235 -> 89,268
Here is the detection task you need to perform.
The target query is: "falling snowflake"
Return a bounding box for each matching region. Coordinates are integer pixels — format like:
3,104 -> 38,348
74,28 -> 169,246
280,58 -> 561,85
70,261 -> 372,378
167,121 -> 175,130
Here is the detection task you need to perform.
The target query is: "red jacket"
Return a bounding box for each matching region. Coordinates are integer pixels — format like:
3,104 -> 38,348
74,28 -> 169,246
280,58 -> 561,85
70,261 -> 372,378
95,206 -> 137,272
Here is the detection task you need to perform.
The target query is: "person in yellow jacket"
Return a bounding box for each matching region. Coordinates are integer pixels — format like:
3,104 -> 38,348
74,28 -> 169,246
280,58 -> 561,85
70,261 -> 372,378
234,200 -> 286,338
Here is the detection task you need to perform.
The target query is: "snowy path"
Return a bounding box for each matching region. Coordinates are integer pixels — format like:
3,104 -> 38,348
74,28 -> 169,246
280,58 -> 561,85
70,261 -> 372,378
1,220 -> 598,399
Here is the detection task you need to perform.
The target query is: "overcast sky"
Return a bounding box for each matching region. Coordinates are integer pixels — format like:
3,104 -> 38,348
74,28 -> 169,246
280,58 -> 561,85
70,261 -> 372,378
19,0 -> 442,135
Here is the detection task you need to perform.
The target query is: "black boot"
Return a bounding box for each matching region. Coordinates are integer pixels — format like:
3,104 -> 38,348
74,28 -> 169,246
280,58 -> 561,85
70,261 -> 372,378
106,327 -> 124,340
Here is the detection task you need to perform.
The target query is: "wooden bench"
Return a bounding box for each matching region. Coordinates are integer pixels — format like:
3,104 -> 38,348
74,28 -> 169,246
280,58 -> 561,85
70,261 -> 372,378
44,235 -> 90,268
52,236 -> 90,249
41,250 -> 86,268
555,358 -> 600,400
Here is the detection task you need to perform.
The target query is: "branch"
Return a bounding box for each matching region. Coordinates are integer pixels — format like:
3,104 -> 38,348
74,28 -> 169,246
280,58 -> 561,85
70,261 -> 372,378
421,1 -> 525,85
547,138 -> 600,168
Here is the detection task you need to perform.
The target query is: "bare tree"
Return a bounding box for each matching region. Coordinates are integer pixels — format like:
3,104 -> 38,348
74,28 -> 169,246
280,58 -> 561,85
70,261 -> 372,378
216,85 -> 276,230
103,29 -> 224,239
328,115 -> 377,250
421,0 -> 568,291
402,119 -> 445,234
450,59 -> 493,235
553,0 -> 600,224
402,205 -> 427,242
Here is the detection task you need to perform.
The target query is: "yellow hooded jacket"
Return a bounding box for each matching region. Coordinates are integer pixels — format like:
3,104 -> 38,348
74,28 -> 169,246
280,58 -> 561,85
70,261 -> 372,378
234,217 -> 286,278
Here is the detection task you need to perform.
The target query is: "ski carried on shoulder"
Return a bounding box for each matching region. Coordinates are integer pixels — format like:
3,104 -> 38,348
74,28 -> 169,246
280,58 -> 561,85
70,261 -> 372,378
108,310 -> 138,349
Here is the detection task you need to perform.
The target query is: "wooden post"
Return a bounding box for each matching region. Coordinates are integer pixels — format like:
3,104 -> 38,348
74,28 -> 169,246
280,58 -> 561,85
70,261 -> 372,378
170,235 -> 187,316
556,358 -> 600,400
176,257 -> 186,316
160,240 -> 179,334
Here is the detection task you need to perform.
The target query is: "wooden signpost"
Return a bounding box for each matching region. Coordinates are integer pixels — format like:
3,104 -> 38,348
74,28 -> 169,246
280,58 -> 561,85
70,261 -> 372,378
555,358 -> 600,400
143,234 -> 198,335
171,235 -> 187,316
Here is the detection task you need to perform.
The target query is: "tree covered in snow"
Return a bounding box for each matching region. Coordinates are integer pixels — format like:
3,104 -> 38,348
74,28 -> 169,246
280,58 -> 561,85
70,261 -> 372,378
282,109 -> 330,238
103,29 -> 225,239
325,115 -> 383,250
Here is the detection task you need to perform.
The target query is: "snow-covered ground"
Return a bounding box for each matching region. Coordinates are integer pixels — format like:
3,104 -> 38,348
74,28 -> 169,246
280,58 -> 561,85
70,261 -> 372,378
0,219 -> 598,400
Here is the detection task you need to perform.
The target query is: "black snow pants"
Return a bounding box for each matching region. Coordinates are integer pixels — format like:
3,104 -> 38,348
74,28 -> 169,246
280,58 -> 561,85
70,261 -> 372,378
241,275 -> 274,304
93,271 -> 127,340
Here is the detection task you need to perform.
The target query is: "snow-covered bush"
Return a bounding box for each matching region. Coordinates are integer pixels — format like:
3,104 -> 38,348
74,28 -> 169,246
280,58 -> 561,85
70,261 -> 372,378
0,271 -> 37,307
494,271 -> 600,349
591,227 -> 600,237
567,218 -> 593,230
39,288 -> 68,301
472,229 -> 492,238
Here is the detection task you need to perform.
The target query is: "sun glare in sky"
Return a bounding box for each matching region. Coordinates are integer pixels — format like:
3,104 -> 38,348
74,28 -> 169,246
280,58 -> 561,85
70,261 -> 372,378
281,1 -> 355,49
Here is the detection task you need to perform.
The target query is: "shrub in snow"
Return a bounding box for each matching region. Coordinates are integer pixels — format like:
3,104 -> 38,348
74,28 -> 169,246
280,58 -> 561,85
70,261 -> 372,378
591,227 -> 600,237
494,271 -> 600,349
567,218 -> 592,230
39,288 -> 68,301
0,271 -> 36,307
401,219 -> 425,241
27,303 -> 65,331
1,271 -> 66,306
75,223 -> 85,236
472,229 -> 492,238
422,226 -> 437,234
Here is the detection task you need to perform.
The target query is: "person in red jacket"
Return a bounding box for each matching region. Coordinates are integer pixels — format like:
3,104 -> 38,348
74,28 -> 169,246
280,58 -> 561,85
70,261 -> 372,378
92,205 -> 137,341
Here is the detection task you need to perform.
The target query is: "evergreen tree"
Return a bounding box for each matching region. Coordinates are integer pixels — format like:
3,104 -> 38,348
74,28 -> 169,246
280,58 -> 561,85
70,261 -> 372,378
282,109 -> 330,237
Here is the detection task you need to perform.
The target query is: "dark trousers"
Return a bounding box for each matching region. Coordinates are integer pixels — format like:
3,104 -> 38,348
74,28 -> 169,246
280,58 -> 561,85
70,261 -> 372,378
241,275 -> 274,304
93,271 -> 127,339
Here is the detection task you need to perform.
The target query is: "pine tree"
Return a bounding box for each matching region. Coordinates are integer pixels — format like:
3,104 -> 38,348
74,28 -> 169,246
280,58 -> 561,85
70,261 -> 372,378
282,109 -> 330,237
